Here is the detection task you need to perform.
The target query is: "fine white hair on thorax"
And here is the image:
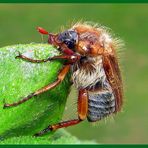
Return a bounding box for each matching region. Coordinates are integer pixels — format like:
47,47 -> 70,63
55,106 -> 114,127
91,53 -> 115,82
72,21 -> 124,54
71,56 -> 106,89
99,32 -> 112,50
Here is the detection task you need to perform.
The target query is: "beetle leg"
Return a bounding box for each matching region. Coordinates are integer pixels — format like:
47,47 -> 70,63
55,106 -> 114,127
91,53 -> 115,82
34,89 -> 88,137
49,54 -> 81,64
16,53 -> 80,64
15,52 -> 50,63
3,65 -> 70,109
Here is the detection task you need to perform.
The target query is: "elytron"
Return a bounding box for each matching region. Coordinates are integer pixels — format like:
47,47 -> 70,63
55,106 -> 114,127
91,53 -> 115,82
3,22 -> 123,136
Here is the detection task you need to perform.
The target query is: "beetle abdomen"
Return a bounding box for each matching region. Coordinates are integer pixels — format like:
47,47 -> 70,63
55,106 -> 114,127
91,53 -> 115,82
87,90 -> 115,122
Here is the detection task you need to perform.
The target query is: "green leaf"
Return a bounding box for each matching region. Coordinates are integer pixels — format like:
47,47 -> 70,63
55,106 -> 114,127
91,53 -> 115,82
0,43 -> 71,140
0,129 -> 96,144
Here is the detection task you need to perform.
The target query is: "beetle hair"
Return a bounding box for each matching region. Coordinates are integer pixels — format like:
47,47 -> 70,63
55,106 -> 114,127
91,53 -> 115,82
71,55 -> 108,90
72,21 -> 124,55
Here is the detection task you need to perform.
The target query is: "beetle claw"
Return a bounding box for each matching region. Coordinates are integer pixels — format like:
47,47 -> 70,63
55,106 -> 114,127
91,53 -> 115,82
3,99 -> 7,109
34,126 -> 52,137
33,131 -> 45,137
15,51 -> 22,59
3,104 -> 7,109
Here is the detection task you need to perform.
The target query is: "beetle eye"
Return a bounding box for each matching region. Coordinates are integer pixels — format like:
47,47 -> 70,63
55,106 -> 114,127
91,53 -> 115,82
58,29 -> 78,49
64,40 -> 75,49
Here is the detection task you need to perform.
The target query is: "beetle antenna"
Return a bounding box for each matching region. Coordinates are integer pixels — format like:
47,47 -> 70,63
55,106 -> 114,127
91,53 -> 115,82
37,27 -> 49,42
37,27 -> 49,35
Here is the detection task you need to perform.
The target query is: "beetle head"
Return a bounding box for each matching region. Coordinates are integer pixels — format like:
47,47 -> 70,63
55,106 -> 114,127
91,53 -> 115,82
37,27 -> 78,51
57,30 -> 78,49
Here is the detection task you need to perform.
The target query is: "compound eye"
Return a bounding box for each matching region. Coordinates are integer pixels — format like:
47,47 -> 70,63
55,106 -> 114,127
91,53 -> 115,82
58,29 -> 78,49
64,40 -> 75,49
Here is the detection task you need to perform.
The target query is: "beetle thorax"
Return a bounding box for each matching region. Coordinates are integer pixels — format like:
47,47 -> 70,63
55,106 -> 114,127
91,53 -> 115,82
71,55 -> 106,89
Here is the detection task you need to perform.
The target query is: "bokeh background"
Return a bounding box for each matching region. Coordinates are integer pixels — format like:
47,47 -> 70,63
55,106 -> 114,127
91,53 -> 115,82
0,4 -> 148,144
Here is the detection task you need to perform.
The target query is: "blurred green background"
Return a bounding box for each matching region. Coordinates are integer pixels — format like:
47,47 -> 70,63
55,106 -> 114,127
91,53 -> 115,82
0,4 -> 148,144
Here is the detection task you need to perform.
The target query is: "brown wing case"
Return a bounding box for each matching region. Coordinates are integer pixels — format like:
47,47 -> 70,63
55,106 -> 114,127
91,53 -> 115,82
103,53 -> 123,112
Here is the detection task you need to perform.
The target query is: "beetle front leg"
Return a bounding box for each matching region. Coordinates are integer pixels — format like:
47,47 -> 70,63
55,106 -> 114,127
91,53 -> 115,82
15,52 -> 50,63
3,64 -> 70,109
34,89 -> 88,136
16,52 -> 80,64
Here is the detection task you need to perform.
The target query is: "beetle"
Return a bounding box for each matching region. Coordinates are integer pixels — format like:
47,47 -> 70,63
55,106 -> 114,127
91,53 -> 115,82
3,22 -> 123,136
